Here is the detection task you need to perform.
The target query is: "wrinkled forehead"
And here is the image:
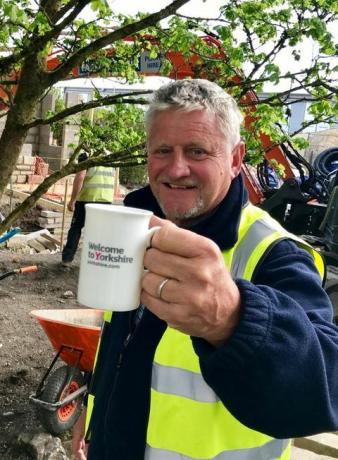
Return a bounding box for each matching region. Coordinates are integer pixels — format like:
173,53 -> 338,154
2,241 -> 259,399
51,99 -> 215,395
146,107 -> 223,133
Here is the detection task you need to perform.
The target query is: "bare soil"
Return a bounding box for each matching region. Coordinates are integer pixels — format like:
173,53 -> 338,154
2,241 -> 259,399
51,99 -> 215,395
0,248 -> 81,459
1,197 -> 338,459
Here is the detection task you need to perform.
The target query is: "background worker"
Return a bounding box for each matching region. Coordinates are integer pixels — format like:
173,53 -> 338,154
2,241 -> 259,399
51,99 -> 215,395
62,153 -> 114,266
73,79 -> 338,460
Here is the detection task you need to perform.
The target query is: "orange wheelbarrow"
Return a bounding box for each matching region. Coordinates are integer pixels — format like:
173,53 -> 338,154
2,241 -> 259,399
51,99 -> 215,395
29,309 -> 103,435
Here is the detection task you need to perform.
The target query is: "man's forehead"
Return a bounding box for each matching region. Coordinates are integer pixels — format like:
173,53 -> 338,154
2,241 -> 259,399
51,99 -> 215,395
147,110 -> 226,144
149,107 -> 213,120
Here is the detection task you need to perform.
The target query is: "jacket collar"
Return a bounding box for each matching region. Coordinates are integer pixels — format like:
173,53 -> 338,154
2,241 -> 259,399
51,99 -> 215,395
123,174 -> 248,250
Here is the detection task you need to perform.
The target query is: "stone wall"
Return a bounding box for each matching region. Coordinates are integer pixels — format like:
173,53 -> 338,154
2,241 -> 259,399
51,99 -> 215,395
1,90 -> 81,173
38,91 -> 81,170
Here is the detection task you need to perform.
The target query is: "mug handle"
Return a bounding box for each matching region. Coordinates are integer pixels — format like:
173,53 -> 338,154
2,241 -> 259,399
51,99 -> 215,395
146,226 -> 161,248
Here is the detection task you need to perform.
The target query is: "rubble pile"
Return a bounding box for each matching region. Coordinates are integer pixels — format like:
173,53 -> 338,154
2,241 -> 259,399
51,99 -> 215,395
6,229 -> 60,254
37,210 -> 72,238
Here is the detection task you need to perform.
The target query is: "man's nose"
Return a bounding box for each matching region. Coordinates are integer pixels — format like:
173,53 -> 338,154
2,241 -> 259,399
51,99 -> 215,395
165,150 -> 190,178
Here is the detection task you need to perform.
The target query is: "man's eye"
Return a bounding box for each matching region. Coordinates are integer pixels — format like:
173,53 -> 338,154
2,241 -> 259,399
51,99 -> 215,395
150,148 -> 170,156
157,148 -> 171,155
188,148 -> 207,159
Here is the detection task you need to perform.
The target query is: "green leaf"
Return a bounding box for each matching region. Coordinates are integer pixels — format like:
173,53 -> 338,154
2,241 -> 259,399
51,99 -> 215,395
4,3 -> 18,22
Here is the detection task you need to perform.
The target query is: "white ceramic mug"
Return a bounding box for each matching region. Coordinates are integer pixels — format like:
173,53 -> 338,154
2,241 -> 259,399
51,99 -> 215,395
77,204 -> 157,311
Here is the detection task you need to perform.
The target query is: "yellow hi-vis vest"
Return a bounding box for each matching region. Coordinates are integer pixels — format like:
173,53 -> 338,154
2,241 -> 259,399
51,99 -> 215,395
77,166 -> 114,203
86,203 -> 325,459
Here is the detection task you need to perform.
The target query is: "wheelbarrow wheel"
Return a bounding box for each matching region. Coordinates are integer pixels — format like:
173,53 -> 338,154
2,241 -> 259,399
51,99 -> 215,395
37,365 -> 85,435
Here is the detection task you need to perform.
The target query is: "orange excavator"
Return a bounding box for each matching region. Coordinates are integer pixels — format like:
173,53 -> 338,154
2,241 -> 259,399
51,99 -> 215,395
0,33 -> 313,208
44,35 -> 331,207
2,34 -> 338,264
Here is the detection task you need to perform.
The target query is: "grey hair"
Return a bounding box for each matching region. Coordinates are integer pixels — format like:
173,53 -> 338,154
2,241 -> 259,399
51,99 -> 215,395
145,79 -> 243,149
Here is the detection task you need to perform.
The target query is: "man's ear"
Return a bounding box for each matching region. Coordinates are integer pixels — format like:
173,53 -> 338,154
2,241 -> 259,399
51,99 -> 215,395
231,142 -> 245,179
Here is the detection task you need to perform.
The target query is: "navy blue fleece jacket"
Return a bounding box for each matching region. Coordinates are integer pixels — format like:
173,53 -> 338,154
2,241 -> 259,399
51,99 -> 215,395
87,175 -> 338,460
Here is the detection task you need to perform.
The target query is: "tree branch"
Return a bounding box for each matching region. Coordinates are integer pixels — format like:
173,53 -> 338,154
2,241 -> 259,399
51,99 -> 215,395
52,0 -> 85,24
34,0 -> 92,48
46,0 -> 190,85
0,141 -> 146,233
0,0 -> 91,77
288,116 -> 334,137
25,90 -> 153,128
246,30 -> 288,81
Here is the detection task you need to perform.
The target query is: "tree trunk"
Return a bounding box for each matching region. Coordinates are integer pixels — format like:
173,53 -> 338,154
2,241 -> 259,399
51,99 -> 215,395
0,56 -> 48,201
0,118 -> 30,201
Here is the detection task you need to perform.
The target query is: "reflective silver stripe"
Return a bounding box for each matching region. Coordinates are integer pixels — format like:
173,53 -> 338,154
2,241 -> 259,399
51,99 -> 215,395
152,362 -> 219,403
145,439 -> 289,460
82,183 -> 113,189
231,217 -> 277,279
86,170 -> 114,177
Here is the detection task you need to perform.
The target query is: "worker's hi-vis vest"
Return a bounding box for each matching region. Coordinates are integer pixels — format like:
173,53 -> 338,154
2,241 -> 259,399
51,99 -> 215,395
77,166 -> 114,203
86,203 -> 325,459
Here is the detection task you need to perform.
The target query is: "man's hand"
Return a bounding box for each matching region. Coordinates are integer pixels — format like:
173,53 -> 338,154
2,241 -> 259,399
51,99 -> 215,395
67,200 -> 76,212
141,216 -> 241,347
72,409 -> 88,460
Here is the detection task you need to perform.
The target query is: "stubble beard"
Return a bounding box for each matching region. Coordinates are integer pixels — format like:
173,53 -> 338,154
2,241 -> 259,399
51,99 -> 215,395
158,197 -> 205,226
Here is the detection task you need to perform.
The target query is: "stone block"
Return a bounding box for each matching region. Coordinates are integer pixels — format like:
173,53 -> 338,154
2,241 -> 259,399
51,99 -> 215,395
65,92 -> 82,108
6,235 -> 28,249
23,156 -> 36,166
39,132 -> 51,145
41,232 -> 61,245
25,133 -> 36,144
16,175 -> 27,184
17,432 -> 68,460
16,164 -> 34,172
27,239 -> 48,253
36,236 -> 58,251
38,217 -> 56,225
21,143 -> 33,155
40,210 -> 62,218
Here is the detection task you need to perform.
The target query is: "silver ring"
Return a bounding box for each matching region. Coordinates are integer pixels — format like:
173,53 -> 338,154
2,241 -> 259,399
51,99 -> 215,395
157,278 -> 170,300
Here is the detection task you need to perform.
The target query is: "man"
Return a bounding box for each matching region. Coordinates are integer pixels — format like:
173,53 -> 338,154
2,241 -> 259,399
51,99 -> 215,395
72,79 -> 338,460
62,154 -> 115,265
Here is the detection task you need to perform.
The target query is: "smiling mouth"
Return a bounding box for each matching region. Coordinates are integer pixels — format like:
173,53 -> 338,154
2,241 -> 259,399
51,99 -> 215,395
165,183 -> 196,189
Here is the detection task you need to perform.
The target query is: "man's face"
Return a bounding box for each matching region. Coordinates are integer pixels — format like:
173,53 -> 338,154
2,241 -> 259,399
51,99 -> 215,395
147,109 -> 244,226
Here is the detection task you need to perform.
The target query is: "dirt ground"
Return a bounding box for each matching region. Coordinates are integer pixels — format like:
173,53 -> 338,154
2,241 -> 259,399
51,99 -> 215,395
1,214 -> 338,460
0,248 -> 82,459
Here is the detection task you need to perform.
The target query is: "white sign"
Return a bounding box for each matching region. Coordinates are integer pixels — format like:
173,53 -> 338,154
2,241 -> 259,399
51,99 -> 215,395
138,52 -> 162,74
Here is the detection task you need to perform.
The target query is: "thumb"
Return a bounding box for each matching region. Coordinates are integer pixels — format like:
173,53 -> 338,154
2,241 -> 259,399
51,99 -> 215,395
149,215 -> 168,228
